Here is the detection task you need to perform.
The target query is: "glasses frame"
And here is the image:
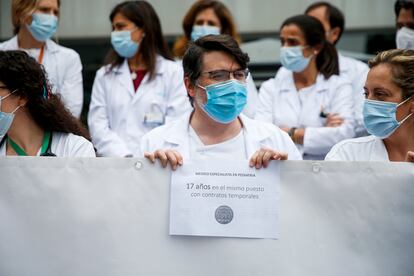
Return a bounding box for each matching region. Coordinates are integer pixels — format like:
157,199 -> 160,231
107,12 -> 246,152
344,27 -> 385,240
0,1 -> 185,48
199,68 -> 250,82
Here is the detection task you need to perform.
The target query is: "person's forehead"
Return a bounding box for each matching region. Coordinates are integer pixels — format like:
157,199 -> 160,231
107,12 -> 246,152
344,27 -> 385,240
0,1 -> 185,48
366,64 -> 400,92
398,8 -> 414,22
38,0 -> 58,8
201,51 -> 240,71
280,24 -> 304,39
307,6 -> 330,27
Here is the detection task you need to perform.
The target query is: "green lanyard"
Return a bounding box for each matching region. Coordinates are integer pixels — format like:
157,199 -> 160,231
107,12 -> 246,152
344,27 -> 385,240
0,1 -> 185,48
7,131 -> 51,156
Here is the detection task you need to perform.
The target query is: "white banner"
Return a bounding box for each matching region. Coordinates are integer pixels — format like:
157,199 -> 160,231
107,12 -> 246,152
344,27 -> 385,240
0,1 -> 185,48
0,158 -> 413,276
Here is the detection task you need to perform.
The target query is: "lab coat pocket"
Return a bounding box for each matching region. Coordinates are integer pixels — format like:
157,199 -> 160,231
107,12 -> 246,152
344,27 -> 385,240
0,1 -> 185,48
143,102 -> 166,129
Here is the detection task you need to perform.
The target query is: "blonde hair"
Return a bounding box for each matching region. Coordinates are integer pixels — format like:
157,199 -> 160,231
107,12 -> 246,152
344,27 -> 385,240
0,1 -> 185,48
369,49 -> 414,100
11,0 -> 60,34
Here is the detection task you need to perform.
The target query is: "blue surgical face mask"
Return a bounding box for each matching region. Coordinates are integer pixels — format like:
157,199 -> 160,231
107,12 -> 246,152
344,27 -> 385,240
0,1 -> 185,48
363,96 -> 413,138
0,90 -> 20,140
196,79 -> 247,124
26,13 -> 58,42
111,29 -> 140,58
280,46 -> 312,72
191,25 -> 220,41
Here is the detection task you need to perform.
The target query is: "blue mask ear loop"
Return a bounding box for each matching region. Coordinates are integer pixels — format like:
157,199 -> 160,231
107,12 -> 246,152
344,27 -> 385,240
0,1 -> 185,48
397,95 -> 414,125
43,85 -> 49,100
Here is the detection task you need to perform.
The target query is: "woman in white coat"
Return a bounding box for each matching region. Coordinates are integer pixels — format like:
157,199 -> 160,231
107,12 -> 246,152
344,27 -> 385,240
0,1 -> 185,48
326,49 -> 414,162
88,1 -> 191,157
256,15 -> 355,160
172,0 -> 258,118
0,0 -> 83,118
0,51 -> 94,157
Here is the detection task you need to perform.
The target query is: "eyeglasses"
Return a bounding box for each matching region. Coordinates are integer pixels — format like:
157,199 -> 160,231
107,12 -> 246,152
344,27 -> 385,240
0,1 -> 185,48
199,69 -> 249,82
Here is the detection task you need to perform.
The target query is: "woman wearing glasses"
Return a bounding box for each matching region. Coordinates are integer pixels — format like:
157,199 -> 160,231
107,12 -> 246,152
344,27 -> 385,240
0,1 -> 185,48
256,15 -> 355,160
0,50 -> 94,157
88,1 -> 191,157
326,49 -> 414,162
140,35 -> 301,171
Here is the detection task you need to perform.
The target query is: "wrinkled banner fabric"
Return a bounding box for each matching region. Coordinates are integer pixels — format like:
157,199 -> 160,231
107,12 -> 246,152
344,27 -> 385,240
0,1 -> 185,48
0,158 -> 413,276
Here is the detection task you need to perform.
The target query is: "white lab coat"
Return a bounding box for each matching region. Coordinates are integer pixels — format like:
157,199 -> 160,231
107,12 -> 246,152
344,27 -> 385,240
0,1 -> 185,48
244,74 -> 259,118
256,69 -> 355,160
0,36 -> 84,118
0,132 -> 95,157
139,112 -> 303,160
88,56 -> 192,157
325,135 -> 388,161
338,53 -> 369,137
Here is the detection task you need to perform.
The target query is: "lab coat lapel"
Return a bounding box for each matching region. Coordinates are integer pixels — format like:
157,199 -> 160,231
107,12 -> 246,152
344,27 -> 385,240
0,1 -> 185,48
280,70 -> 301,116
240,114 -> 271,157
163,112 -> 192,159
132,72 -> 151,104
114,60 -> 135,98
132,56 -> 165,104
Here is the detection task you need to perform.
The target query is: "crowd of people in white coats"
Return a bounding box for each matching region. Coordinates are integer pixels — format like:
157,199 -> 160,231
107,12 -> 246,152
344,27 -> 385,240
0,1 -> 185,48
0,0 -> 413,168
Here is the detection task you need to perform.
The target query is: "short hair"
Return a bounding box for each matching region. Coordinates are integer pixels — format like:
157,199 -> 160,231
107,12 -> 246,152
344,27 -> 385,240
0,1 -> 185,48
172,0 -> 239,58
11,0 -> 61,34
182,35 -> 249,105
368,49 -> 414,100
394,0 -> 414,18
305,1 -> 345,44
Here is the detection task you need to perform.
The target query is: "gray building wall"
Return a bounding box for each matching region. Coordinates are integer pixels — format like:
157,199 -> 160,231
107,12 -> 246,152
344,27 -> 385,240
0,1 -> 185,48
1,0 -> 395,39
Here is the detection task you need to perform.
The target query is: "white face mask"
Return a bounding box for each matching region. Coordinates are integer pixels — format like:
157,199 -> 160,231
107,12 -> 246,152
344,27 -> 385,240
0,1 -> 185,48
396,27 -> 414,50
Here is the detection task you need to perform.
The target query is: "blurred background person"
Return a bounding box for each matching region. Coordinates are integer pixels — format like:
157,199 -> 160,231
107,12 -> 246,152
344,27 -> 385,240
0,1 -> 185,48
88,1 -> 191,157
256,15 -> 355,160
305,1 -> 369,137
172,0 -> 258,119
326,49 -> 414,162
0,50 -> 94,157
0,0 -> 84,118
395,0 -> 414,50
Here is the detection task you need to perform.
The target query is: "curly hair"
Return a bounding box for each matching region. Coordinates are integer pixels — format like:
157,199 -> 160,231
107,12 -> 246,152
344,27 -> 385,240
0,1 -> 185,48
0,50 -> 90,139
369,49 -> 414,100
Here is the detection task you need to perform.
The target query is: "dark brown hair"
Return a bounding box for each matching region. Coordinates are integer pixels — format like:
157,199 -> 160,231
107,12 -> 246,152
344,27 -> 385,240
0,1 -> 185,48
173,0 -> 240,58
0,50 -> 90,139
395,0 -> 414,18
105,1 -> 172,80
305,1 -> 345,45
182,34 -> 249,105
281,15 -> 339,79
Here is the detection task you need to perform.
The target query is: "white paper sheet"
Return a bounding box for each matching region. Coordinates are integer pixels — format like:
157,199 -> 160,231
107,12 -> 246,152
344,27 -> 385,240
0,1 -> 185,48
170,159 -> 280,238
